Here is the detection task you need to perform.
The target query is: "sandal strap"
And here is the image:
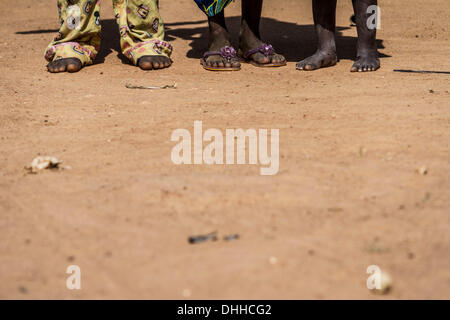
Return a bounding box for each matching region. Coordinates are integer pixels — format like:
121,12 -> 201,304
203,46 -> 237,62
244,43 -> 275,59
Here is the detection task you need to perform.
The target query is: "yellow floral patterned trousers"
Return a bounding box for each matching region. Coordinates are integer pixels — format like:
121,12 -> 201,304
45,0 -> 172,67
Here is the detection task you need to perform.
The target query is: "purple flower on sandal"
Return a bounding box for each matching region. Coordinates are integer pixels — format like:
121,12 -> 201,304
260,44 -> 274,57
220,46 -> 236,62
243,43 -> 276,59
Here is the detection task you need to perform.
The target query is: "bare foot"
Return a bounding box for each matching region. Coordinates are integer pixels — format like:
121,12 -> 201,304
350,52 -> 380,72
296,50 -> 337,71
138,55 -> 172,70
350,0 -> 380,72
297,0 -> 337,71
47,58 -> 82,73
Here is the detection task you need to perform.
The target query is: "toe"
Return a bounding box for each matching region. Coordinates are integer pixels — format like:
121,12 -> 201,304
67,60 -> 82,73
271,54 -> 286,65
48,60 -> 63,73
254,53 -> 270,65
47,62 -> 57,73
47,58 -> 82,73
139,58 -> 153,70
296,62 -> 305,70
352,62 -> 363,72
57,63 -> 66,73
206,57 -> 218,68
162,57 -> 172,68
152,61 -> 160,69
352,56 -> 380,72
205,54 -> 238,69
67,64 -> 79,73
139,56 -> 171,70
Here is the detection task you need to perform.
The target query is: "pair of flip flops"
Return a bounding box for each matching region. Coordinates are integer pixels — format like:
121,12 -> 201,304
200,43 -> 286,71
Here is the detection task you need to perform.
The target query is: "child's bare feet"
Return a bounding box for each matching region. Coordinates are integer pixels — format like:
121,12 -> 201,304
138,56 -> 172,70
298,0 -> 380,72
296,0 -> 337,71
296,50 -> 337,70
47,58 -> 82,73
350,52 -> 380,72
350,0 -> 380,72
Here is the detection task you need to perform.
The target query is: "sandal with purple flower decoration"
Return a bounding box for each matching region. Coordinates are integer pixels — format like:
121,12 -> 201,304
241,43 -> 286,68
200,46 -> 241,71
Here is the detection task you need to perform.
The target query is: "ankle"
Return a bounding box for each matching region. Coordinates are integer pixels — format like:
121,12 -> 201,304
357,47 -> 377,58
239,21 -> 260,42
317,47 -> 336,56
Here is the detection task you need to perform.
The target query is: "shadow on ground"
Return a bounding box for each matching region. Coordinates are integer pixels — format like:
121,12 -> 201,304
16,16 -> 388,65
165,16 -> 388,62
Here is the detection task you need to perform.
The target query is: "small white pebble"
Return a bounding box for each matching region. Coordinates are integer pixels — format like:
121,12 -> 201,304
418,166 -> 428,175
359,146 -> 367,157
269,257 -> 278,265
182,289 -> 191,298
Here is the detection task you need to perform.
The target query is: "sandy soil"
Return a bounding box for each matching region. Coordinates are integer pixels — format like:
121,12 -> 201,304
0,0 -> 449,299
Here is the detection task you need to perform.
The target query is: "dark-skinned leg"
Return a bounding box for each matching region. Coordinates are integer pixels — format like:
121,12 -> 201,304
351,0 -> 380,72
239,0 -> 285,65
296,0 -> 338,70
47,58 -> 83,73
203,11 -> 240,69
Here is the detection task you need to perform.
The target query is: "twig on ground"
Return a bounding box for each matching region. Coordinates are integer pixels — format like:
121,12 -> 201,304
188,232 -> 218,244
125,82 -> 177,90
393,69 -> 450,75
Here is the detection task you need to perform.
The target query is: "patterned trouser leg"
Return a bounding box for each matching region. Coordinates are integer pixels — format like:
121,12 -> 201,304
45,0 -> 172,67
113,0 -> 172,65
45,0 -> 102,67
193,0 -> 234,17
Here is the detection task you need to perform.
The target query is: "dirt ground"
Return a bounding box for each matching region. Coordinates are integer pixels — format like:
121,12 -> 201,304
1,0 -> 449,299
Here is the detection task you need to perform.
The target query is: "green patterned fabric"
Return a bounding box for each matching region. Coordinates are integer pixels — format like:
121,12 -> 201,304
194,0 -> 233,17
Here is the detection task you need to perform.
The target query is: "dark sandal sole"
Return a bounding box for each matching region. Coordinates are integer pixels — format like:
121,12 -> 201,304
244,59 -> 287,68
200,59 -> 240,71
240,43 -> 287,68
